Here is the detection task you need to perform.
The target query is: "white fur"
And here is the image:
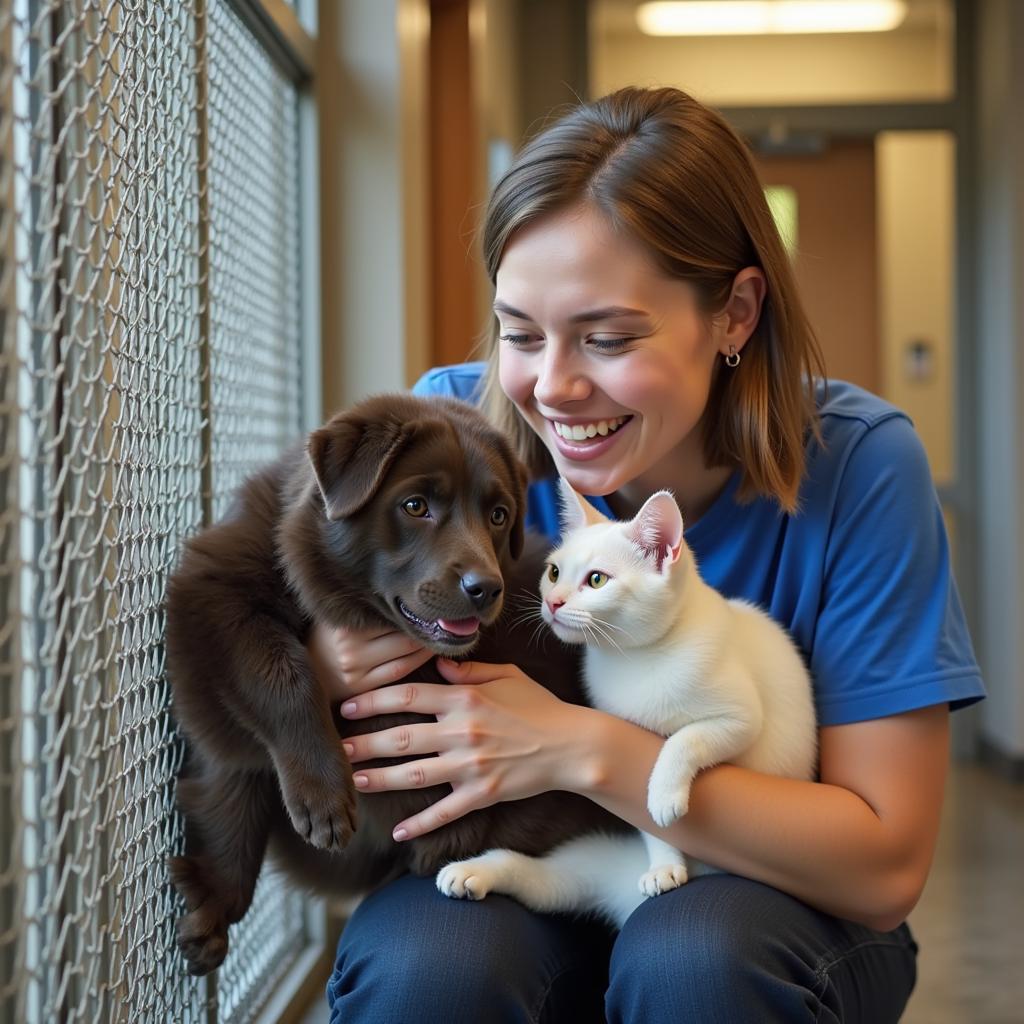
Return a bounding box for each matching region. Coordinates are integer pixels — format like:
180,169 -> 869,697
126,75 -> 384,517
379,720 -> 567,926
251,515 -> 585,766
436,483 -> 817,927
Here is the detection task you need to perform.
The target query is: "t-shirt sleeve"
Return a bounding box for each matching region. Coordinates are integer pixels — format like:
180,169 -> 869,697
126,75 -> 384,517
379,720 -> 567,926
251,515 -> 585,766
810,415 -> 984,726
411,363 -> 486,402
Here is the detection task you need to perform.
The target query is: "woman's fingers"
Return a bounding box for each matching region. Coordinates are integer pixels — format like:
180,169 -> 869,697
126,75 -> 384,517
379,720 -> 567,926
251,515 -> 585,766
390,786 -> 492,841
343,721 -> 444,763
310,621 -> 432,701
435,658 -> 515,685
350,753 -> 454,795
341,682 -> 471,720
349,646 -> 435,695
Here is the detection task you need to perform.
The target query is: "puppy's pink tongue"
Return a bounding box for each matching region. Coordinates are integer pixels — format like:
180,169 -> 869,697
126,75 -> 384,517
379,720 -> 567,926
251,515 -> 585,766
438,617 -> 480,636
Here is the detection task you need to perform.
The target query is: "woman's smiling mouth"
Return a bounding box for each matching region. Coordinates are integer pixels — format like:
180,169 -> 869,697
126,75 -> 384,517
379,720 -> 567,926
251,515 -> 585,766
551,416 -> 629,441
546,415 -> 634,461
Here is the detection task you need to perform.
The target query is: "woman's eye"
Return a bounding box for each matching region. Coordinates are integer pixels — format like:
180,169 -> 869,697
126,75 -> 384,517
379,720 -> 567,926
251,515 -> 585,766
490,506 -> 509,526
499,333 -> 533,346
402,497 -> 430,518
588,571 -> 609,588
588,336 -> 633,352
546,564 -> 559,582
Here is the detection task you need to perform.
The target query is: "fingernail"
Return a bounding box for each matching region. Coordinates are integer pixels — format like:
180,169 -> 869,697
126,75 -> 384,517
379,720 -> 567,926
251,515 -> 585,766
342,743 -> 354,756
341,701 -> 357,716
354,774 -> 368,788
393,828 -> 408,841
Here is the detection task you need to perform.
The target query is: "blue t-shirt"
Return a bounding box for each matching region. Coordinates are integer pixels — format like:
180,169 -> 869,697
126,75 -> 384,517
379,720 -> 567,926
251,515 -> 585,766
413,363 -> 985,727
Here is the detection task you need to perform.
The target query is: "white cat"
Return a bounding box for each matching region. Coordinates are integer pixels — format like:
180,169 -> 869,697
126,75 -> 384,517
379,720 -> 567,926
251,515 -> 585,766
436,480 -> 818,927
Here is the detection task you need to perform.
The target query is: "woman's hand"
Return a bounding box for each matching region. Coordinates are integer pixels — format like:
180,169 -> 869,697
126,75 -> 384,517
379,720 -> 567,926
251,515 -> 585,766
339,658 -> 601,841
307,620 -> 434,704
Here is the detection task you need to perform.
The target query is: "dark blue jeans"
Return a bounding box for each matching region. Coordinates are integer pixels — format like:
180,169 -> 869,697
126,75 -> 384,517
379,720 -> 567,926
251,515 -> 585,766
326,873 -> 917,1023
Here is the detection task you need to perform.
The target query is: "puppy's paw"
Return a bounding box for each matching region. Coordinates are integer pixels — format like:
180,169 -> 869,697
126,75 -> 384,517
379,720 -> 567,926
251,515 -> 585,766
638,862 -> 688,898
168,856 -> 235,975
176,902 -> 230,976
436,859 -> 496,901
281,771 -> 357,851
646,773 -> 692,828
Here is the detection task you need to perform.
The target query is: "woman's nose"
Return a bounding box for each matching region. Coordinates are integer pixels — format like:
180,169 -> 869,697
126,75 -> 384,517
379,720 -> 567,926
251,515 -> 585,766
534,347 -> 591,407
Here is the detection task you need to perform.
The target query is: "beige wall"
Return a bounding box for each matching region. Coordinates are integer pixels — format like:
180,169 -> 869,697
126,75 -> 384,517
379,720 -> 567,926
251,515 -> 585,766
317,0 -> 430,413
876,131 -> 956,486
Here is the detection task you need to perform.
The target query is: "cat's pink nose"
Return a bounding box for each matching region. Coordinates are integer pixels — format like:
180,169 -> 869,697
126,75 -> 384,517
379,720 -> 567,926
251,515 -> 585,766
546,598 -> 564,614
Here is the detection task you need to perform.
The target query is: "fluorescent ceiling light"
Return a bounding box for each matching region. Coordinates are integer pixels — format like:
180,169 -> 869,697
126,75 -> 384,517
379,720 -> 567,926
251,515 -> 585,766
636,1 -> 908,36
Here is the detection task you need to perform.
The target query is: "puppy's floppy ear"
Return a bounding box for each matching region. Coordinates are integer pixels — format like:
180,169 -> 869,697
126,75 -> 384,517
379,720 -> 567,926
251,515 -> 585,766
307,415 -> 411,519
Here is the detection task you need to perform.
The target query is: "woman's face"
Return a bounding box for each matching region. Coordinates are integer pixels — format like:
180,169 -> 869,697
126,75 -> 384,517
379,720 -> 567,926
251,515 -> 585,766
495,204 -> 724,503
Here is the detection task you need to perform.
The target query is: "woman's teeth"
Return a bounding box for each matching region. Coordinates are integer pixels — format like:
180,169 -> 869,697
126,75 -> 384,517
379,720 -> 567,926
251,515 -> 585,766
553,417 -> 627,441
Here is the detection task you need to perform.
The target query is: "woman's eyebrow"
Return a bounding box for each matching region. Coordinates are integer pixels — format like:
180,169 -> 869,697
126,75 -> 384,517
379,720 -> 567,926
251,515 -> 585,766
568,306 -> 649,324
492,300 -> 649,323
493,300 -> 532,319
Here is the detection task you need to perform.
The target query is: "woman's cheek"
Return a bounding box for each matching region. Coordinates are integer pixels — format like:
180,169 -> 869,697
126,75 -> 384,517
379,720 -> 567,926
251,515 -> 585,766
498,350 -> 532,410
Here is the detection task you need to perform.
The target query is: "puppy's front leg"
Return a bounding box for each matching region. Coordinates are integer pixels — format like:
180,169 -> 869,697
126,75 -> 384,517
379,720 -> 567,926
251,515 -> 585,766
228,615 -> 358,852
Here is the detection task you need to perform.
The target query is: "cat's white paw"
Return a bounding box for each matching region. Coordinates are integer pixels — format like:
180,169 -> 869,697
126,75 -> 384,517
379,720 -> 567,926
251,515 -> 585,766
646,781 -> 691,827
638,862 -> 689,897
436,860 -> 495,901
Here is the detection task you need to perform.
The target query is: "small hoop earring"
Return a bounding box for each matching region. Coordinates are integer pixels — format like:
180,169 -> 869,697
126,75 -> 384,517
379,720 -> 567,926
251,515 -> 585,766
725,346 -> 741,368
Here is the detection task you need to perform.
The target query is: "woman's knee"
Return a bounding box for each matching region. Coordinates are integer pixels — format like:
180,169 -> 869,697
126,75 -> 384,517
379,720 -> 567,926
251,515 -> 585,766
606,876 -> 821,1023
606,875 -> 917,1024
327,874 -> 612,1024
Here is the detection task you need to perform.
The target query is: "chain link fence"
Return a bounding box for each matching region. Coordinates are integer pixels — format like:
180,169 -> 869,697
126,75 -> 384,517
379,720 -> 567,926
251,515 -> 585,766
1,2 -> 318,1020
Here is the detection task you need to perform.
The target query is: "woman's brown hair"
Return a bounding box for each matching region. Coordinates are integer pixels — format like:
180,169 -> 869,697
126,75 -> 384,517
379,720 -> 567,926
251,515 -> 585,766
477,86 -> 826,513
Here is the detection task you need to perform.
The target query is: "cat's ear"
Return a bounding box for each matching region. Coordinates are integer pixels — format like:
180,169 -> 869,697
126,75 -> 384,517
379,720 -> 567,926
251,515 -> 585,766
626,491 -> 684,572
557,477 -> 607,533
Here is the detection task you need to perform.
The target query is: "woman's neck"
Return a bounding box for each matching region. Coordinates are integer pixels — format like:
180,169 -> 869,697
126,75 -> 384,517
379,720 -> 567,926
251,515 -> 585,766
606,461 -> 735,528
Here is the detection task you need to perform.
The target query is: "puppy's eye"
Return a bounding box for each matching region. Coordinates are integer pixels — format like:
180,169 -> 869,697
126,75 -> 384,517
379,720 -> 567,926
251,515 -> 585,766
588,571 -> 609,589
490,506 -> 509,526
546,564 -> 559,582
402,497 -> 430,518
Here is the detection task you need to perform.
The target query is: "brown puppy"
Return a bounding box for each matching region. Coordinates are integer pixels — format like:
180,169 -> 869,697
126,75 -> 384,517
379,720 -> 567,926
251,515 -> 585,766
165,394 -> 623,975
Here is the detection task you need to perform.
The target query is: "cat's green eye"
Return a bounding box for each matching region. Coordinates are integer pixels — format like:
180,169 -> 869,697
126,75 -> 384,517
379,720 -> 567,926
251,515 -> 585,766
546,564 -> 559,582
588,571 -> 609,589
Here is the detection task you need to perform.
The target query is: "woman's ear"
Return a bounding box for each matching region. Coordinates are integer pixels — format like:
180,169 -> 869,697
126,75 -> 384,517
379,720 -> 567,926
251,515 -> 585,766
716,266 -> 766,356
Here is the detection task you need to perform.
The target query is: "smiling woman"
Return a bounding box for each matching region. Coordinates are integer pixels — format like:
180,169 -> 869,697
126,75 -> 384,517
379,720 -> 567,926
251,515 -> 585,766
317,85 -> 983,1024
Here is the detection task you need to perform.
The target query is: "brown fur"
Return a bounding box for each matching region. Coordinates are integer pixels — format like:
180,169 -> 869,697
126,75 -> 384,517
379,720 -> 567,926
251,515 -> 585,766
165,394 -> 624,975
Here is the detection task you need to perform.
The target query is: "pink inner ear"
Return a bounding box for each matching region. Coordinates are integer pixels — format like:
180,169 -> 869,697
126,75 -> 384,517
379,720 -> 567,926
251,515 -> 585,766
626,493 -> 683,572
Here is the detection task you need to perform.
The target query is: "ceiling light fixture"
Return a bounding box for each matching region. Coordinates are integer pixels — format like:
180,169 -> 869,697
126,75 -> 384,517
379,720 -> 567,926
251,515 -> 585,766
636,1 -> 908,36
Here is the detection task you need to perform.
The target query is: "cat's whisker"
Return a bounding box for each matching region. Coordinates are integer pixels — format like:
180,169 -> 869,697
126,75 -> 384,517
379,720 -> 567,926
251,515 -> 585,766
528,618 -> 552,649
507,605 -> 544,630
589,616 -> 628,634
584,618 -> 627,656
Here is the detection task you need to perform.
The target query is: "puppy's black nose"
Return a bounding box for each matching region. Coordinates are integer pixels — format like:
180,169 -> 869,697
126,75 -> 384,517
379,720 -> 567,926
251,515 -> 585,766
460,573 -> 503,610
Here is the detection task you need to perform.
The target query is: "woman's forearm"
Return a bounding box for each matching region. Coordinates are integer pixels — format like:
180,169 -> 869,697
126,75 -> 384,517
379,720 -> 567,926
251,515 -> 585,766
565,706 -> 946,931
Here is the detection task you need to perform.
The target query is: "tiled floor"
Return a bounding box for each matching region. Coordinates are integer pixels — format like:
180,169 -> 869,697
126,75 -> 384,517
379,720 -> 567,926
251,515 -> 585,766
902,761 -> 1024,1023
302,761 -> 1023,1023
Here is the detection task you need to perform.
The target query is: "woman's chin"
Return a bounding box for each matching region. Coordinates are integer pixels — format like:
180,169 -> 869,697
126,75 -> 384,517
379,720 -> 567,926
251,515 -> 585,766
549,461 -> 619,499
